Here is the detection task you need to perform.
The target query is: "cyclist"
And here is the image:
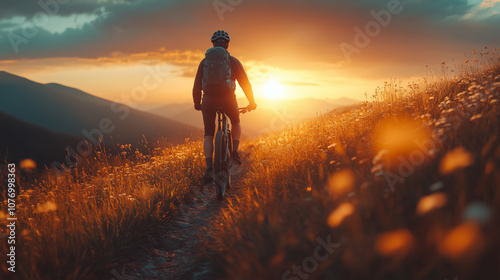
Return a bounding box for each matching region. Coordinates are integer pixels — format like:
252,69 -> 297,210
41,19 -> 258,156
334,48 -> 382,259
193,30 -> 257,184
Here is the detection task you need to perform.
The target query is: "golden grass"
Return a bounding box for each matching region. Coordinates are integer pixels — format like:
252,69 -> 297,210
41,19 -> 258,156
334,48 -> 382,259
0,48 -> 498,280
0,140 -> 204,279
206,50 -> 500,279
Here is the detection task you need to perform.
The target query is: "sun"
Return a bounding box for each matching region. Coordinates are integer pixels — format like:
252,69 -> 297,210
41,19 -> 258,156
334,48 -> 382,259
262,80 -> 285,99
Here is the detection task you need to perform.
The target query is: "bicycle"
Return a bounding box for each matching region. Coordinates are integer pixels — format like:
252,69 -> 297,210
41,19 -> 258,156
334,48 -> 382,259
213,107 -> 248,201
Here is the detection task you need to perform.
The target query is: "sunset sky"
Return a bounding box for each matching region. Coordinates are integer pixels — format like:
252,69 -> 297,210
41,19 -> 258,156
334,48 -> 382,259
0,0 -> 499,105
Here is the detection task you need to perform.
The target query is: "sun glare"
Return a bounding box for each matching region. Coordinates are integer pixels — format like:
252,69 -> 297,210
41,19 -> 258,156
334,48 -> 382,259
262,80 -> 285,99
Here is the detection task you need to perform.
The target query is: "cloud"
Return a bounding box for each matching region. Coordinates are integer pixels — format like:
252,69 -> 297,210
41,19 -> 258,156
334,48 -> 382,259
0,0 -> 142,18
401,0 -> 474,17
0,49 -> 204,75
0,0 -> 498,80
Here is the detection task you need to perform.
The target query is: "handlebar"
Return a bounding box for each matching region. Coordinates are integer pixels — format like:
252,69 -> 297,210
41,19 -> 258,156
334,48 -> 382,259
239,107 -> 253,114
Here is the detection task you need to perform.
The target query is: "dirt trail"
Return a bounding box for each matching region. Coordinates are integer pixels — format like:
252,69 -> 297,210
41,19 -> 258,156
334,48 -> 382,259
124,165 -> 247,280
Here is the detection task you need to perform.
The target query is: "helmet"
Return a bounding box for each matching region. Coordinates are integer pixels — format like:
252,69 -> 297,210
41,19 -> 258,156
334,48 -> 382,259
211,30 -> 230,43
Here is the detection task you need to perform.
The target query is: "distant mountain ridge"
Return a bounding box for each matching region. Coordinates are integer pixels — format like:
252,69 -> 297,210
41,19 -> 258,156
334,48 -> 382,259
0,71 -> 202,145
148,97 -> 360,137
0,111 -> 83,167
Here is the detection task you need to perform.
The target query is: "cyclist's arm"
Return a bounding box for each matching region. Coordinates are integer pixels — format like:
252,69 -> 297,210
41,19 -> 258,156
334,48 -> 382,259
192,60 -> 204,105
232,58 -> 256,105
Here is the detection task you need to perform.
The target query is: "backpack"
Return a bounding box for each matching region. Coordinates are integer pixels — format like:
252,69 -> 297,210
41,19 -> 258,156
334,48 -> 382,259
202,46 -> 236,92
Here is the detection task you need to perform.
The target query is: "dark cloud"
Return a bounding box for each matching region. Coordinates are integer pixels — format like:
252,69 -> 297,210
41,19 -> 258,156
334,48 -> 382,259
395,0 -> 474,17
0,0 -> 144,18
0,0 -> 498,79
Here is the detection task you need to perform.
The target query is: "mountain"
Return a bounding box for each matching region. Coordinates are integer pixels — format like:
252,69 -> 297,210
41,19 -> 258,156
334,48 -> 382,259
0,71 -> 202,145
324,97 -> 360,107
148,97 -> 360,137
0,111 -> 83,167
150,103 -> 195,119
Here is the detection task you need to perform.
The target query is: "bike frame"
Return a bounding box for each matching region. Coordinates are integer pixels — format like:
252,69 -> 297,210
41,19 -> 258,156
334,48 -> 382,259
216,109 -> 231,160
213,107 -> 247,200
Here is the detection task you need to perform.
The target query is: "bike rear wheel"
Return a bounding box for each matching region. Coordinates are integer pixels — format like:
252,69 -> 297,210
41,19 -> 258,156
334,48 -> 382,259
214,130 -> 228,200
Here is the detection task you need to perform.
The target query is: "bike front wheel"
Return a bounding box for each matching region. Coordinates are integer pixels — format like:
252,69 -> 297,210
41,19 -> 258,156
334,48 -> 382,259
214,130 -> 228,200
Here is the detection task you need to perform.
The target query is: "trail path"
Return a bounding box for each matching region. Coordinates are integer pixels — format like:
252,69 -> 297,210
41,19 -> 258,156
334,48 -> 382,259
124,165 -> 247,280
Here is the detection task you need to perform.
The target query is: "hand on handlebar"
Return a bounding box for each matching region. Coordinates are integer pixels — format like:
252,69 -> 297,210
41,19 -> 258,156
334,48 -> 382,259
246,102 -> 257,111
239,102 -> 257,114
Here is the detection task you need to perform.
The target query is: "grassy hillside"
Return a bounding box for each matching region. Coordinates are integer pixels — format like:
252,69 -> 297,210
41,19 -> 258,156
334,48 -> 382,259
206,55 -> 500,279
0,141 -> 205,279
0,52 -> 498,279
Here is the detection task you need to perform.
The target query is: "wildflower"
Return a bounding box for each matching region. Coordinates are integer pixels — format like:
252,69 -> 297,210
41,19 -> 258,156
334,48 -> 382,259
470,114 -> 482,121
20,158 -> 37,170
373,150 -> 389,165
36,201 -> 57,213
429,181 -> 444,191
327,169 -> 355,195
440,222 -> 481,259
327,143 -> 337,149
439,147 -> 474,175
375,229 -> 415,257
358,158 -> 368,164
327,203 -> 355,227
375,119 -> 430,156
464,202 -> 491,226
416,193 -> 447,214
370,164 -> 385,176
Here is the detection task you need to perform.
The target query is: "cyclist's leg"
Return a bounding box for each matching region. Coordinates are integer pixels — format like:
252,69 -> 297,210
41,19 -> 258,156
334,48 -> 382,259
201,96 -> 216,174
224,95 -> 242,164
232,124 -> 241,150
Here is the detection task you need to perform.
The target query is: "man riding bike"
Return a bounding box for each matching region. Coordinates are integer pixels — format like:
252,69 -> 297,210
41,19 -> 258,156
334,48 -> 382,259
193,30 -> 257,184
